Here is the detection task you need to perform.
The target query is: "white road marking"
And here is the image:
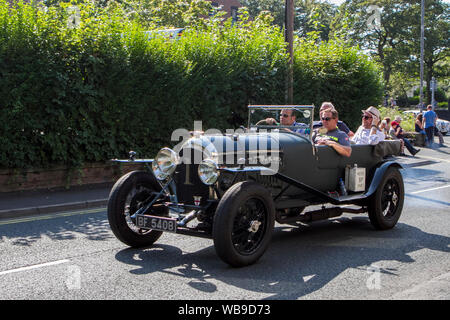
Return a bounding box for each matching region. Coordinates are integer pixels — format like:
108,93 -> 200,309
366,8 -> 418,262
0,259 -> 70,276
409,184 -> 450,195
303,275 -> 316,282
416,154 -> 450,163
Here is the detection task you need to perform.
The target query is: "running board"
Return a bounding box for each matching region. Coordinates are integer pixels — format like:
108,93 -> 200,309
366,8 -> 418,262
276,206 -> 367,224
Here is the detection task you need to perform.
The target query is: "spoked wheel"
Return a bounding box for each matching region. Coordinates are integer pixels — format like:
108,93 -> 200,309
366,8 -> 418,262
368,167 -> 404,230
108,171 -> 167,247
213,181 -> 275,267
232,198 -> 268,256
380,178 -> 401,218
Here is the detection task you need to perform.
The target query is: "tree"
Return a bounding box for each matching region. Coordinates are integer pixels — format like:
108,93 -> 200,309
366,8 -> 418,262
43,0 -> 215,28
405,0 -> 450,104
240,0 -> 337,41
295,0 -> 337,41
122,0 -> 214,28
331,0 -> 415,89
240,0 -> 285,27
331,0 -> 449,103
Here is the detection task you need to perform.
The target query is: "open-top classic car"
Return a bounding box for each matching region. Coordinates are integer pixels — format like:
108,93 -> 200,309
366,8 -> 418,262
108,105 -> 404,267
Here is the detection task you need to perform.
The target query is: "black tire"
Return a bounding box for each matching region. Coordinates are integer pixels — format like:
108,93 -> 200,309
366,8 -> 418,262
107,170 -> 166,247
368,167 -> 404,230
212,181 -> 275,267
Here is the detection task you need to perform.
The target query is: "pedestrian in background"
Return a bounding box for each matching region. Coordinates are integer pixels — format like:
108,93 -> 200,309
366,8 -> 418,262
415,113 -> 427,146
313,102 -> 354,137
434,127 -> 445,147
380,117 -> 392,138
391,119 -> 420,156
422,105 -> 437,147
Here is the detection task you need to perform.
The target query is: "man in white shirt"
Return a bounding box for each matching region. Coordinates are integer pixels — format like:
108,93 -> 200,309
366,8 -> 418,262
351,106 -> 385,145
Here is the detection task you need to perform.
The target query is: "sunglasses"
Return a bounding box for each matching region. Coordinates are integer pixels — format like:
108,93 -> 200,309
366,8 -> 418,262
281,114 -> 291,118
362,115 -> 373,120
321,117 -> 333,121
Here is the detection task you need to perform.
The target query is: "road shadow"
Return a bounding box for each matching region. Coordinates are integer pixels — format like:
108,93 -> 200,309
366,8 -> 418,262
115,217 -> 450,299
0,212 -> 112,246
432,145 -> 450,155
402,167 -> 449,187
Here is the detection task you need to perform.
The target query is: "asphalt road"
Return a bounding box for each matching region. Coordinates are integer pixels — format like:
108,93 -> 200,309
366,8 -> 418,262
0,138 -> 449,301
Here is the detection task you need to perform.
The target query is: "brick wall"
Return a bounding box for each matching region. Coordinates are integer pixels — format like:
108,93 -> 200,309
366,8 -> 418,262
0,162 -> 145,192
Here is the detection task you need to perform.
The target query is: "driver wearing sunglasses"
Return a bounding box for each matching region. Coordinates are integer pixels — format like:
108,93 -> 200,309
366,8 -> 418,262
264,109 -> 306,133
312,109 -> 352,157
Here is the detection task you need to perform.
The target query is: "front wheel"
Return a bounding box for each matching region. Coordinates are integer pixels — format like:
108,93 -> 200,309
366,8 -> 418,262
107,171 -> 167,247
368,167 -> 404,230
212,181 -> 275,267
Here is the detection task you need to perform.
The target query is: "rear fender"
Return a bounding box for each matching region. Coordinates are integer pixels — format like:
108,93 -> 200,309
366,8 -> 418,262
365,161 -> 403,198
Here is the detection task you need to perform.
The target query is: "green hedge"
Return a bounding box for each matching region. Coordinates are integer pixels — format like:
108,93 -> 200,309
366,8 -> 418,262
0,1 -> 383,170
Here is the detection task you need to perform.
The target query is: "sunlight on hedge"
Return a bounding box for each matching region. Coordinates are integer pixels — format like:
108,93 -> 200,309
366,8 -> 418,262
0,1 -> 384,170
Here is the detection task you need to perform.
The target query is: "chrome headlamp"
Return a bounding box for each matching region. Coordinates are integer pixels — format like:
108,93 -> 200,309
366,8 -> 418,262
152,148 -> 180,180
198,159 -> 219,185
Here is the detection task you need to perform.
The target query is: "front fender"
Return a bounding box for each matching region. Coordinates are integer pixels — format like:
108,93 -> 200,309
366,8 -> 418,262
365,161 -> 403,198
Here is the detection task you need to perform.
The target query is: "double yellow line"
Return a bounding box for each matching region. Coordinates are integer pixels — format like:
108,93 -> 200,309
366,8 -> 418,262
0,207 -> 106,226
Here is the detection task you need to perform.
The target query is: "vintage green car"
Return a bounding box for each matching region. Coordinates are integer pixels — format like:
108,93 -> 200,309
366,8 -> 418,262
108,105 -> 404,267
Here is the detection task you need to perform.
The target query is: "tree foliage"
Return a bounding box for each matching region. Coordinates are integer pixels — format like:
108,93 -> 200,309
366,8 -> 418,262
123,0 -> 214,28
332,0 -> 449,103
241,0 -> 337,41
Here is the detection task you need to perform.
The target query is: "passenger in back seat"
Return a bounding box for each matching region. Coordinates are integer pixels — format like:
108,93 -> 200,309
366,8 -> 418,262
313,102 -> 354,137
312,108 -> 352,157
351,106 -> 385,145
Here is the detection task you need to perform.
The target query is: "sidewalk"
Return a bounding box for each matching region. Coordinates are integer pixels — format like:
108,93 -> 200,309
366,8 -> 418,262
0,182 -> 113,219
0,137 -> 448,220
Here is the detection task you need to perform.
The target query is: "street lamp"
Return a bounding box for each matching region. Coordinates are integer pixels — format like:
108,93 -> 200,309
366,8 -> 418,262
431,76 -> 437,110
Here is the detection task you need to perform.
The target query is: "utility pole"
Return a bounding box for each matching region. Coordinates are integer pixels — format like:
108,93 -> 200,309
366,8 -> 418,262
419,0 -> 425,110
431,77 -> 437,110
285,0 -> 294,104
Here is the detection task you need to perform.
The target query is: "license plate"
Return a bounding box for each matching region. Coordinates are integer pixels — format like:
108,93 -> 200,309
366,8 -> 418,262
135,214 -> 177,233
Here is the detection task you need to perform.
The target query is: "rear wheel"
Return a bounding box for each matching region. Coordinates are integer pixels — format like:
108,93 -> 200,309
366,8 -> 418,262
213,181 -> 275,267
368,167 -> 404,230
108,171 -> 167,247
